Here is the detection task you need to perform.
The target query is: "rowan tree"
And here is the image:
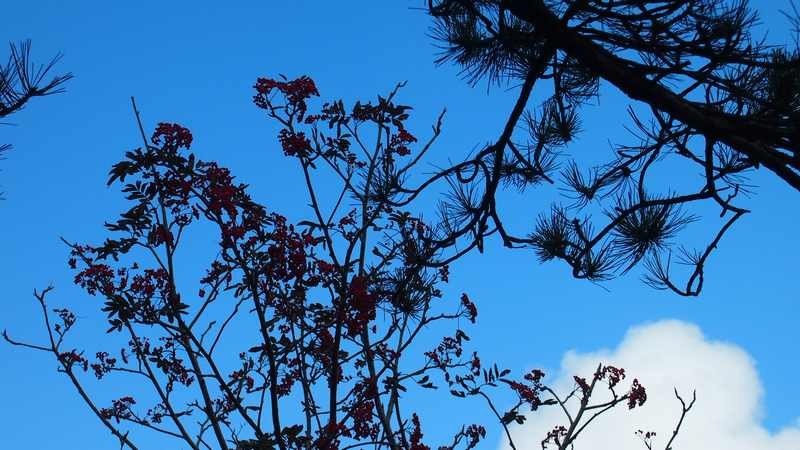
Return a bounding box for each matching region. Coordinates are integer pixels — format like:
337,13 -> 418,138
4,76 -> 690,449
421,0 -> 800,294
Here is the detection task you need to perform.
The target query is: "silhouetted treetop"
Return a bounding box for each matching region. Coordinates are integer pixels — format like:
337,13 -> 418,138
419,0 -> 800,294
1,39 -> 72,196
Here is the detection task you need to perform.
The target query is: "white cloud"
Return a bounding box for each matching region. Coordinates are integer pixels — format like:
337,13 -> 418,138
501,320 -> 800,450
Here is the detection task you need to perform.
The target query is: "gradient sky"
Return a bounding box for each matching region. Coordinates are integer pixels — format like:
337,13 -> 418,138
1,2 -> 798,449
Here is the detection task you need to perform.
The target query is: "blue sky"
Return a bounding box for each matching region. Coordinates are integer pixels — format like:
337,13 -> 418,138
1,2 -> 798,449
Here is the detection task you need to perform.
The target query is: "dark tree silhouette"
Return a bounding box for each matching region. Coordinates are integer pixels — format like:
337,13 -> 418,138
4,76 -> 692,449
415,0 -> 800,294
0,39 -> 72,196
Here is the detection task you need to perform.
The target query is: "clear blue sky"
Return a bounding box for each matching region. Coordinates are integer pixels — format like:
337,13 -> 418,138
1,2 -> 797,448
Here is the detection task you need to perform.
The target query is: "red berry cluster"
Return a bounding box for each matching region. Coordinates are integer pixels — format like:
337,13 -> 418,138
278,129 -> 311,157
90,351 -> 117,379
508,369 -> 547,409
253,75 -> 319,118
345,275 -> 377,336
409,413 -> 431,450
541,425 -> 568,448
460,293 -> 478,323
100,396 -> 137,423
628,378 -> 647,409
595,364 -> 626,388
58,350 -> 89,372
151,122 -> 193,150
389,125 -> 417,156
